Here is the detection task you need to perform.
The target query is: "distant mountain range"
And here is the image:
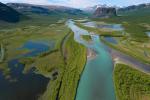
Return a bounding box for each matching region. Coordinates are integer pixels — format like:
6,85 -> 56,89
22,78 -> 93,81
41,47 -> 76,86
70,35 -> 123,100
83,3 -> 150,14
0,2 -> 22,22
6,3 -> 50,14
118,3 -> 150,12
0,2 -> 87,23
93,7 -> 117,18
0,2 -> 150,23
6,3 -> 85,15
83,4 -> 117,14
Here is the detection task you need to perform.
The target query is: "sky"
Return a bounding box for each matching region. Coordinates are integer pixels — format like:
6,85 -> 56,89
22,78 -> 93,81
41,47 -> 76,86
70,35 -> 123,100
0,0 -> 150,8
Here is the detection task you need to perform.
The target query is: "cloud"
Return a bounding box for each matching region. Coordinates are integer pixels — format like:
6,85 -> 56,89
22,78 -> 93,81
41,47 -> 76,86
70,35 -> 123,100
0,0 -> 100,8
0,0 -> 150,8
62,0 -> 100,8
1,0 -> 50,5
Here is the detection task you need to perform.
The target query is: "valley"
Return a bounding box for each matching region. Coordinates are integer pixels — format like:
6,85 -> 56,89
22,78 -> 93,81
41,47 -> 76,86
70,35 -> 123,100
0,1 -> 150,100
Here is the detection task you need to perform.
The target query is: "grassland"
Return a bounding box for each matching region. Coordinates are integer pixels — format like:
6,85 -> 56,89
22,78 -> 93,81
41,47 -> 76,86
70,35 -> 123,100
0,16 -> 69,77
101,37 -> 150,64
93,8 -> 150,38
0,43 -> 5,63
75,8 -> 150,65
0,11 -> 88,100
75,22 -> 123,37
114,63 -> 150,100
39,31 -> 86,100
98,10 -> 150,64
82,35 -> 92,41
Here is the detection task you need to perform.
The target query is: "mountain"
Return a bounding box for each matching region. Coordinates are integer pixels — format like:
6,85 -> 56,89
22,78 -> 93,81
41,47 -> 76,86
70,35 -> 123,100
93,7 -> 117,18
0,2 -> 22,22
42,5 -> 84,15
7,3 -> 85,16
7,3 -> 51,14
118,3 -> 150,12
83,5 -> 98,13
83,4 -> 116,14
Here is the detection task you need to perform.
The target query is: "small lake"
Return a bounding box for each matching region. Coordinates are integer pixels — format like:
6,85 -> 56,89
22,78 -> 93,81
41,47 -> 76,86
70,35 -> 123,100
0,41 -> 52,100
67,20 -> 116,100
104,37 -> 118,44
18,41 -> 52,57
82,21 -> 124,31
146,32 -> 150,37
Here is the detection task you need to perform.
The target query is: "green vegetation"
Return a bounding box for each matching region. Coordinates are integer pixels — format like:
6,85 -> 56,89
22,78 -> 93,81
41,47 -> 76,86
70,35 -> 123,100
114,63 -> 150,100
75,22 -> 123,37
0,9 -> 87,100
101,37 -> 150,64
76,19 -> 150,64
58,32 -> 86,100
0,3 -> 150,100
39,31 -> 86,100
81,8 -> 150,64
82,35 -> 92,41
0,43 -> 5,63
0,13 -> 68,80
93,8 -> 150,39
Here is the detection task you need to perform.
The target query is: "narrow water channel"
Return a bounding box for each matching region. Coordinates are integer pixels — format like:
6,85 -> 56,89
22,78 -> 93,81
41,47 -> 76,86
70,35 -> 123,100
67,20 -> 116,100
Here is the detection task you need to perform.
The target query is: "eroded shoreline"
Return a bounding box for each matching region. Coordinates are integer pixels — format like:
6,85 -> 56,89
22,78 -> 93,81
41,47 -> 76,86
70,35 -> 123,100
108,47 -> 150,74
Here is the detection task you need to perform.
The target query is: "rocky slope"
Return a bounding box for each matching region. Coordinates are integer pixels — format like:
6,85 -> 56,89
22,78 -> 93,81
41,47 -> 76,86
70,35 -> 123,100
93,7 -> 117,17
0,2 -> 22,22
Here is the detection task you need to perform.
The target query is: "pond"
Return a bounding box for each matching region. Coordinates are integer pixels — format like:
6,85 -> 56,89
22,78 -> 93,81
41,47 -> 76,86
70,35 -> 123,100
146,32 -> 150,37
82,21 -> 124,31
0,41 -> 53,100
104,37 -> 118,44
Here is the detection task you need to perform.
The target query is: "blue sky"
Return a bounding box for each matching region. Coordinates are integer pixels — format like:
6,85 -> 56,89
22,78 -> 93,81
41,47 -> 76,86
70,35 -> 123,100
1,0 -> 150,8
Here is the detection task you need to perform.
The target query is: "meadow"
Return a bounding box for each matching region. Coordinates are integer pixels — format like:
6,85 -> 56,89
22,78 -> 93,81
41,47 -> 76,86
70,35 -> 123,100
114,63 -> 150,100
39,31 -> 86,100
75,8 -> 150,65
75,8 -> 150,100
0,12 -> 87,100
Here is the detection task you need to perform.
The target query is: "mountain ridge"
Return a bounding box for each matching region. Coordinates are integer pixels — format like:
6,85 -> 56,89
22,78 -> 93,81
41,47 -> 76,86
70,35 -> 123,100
0,2 -> 23,22
6,3 -> 86,16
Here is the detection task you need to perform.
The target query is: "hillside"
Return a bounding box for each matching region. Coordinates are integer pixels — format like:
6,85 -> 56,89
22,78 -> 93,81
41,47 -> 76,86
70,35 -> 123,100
118,3 -> 150,12
0,2 -> 22,22
7,3 -> 86,16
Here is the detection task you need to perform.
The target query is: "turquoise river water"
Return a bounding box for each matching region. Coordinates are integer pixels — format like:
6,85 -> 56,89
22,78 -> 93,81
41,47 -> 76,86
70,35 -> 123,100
67,20 -> 116,100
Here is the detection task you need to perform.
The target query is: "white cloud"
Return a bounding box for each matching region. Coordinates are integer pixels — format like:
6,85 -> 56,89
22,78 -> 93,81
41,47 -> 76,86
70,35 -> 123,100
0,0 -> 100,8
62,0 -> 100,8
0,0 -> 150,8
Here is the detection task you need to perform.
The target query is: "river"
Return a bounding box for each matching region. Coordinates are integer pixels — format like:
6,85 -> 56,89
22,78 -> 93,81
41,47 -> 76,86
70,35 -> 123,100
67,20 -> 116,100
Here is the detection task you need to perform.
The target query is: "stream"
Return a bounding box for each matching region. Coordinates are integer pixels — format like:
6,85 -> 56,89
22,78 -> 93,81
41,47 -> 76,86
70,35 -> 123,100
67,20 -> 116,100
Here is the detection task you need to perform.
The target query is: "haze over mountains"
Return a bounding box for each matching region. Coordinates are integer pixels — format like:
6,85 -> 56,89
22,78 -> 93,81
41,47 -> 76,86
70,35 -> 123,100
0,2 -> 87,23
118,3 -> 150,12
0,2 -> 150,23
83,3 -> 150,13
0,2 -> 22,22
7,3 -> 84,15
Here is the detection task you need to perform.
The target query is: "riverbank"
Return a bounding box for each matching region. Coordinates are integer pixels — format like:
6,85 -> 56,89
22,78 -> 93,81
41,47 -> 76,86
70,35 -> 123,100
87,48 -> 97,60
68,20 -> 116,100
108,47 -> 150,74
114,63 -> 150,100
0,43 -> 5,63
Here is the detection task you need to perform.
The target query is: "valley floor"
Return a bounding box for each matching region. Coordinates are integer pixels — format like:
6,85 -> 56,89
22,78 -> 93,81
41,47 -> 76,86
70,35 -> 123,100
0,8 -> 150,100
